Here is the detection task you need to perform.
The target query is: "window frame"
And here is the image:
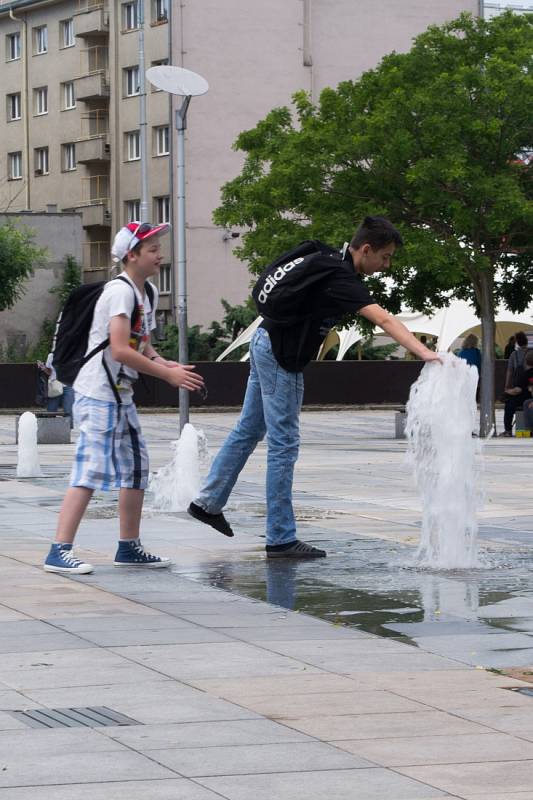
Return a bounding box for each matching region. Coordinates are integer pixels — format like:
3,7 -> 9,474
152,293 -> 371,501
8,151 -> 22,180
35,146 -> 49,176
154,125 -> 170,156
34,86 -> 48,116
60,18 -> 75,49
124,65 -> 140,97
122,1 -> 140,31
152,0 -> 169,23
62,142 -> 76,171
126,130 -> 141,161
159,264 -> 171,295
33,25 -> 48,55
62,81 -> 76,110
6,32 -> 21,61
155,195 -> 170,224
125,199 -> 141,223
7,92 -> 22,121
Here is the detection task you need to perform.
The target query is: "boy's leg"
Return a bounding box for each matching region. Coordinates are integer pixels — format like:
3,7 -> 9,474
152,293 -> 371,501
114,404 -> 170,568
44,396 -> 120,574
193,332 -> 266,516
119,487 -> 144,539
55,486 -> 93,544
252,329 -> 325,558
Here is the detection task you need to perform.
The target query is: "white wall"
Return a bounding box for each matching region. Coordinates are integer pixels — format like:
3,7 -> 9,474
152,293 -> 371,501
171,0 -> 478,327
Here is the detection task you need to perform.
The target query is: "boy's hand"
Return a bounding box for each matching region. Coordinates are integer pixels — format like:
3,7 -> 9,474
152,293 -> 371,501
421,349 -> 442,364
165,364 -> 205,392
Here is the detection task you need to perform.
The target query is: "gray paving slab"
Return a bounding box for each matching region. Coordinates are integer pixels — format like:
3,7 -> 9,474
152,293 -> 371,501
0,782 -> 222,800
396,761 -> 533,795
195,768 -> 449,800
0,749 -> 177,788
102,718 -> 312,750
151,740 -> 375,777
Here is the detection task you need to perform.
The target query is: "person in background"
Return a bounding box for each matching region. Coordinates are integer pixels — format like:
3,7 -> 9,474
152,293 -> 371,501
500,331 -> 531,437
504,335 -> 516,360
458,334 -> 481,374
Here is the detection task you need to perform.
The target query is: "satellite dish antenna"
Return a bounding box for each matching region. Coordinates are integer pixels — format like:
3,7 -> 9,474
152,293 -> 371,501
146,65 -> 209,431
146,65 -> 209,97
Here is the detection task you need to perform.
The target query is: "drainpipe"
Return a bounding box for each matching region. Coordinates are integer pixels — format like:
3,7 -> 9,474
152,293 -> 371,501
9,8 -> 30,210
138,0 -> 149,221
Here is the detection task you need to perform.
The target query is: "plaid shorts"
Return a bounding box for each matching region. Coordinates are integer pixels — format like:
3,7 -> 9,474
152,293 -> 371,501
69,395 -> 149,491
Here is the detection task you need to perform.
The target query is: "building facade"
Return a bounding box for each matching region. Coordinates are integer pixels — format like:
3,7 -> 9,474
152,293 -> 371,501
2,0 -> 528,336
0,0 -> 173,327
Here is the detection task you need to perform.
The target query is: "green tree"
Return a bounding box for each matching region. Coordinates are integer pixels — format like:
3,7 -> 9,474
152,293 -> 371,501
214,11 -> 533,436
51,254 -> 82,306
0,221 -> 46,311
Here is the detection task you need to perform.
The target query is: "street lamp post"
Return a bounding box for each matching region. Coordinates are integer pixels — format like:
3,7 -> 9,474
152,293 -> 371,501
146,66 -> 208,432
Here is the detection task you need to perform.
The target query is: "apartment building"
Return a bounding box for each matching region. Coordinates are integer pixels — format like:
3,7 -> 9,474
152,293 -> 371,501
0,0 -> 173,324
1,0 -> 530,335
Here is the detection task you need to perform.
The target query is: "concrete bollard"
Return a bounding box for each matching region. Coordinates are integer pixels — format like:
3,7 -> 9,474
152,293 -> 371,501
16,413 -> 71,445
395,411 -> 407,439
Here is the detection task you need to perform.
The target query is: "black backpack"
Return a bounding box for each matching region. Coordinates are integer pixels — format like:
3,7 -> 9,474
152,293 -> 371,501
51,275 -> 154,389
252,240 -> 342,325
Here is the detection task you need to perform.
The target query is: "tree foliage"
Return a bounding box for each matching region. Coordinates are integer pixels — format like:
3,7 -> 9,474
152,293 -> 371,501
0,221 -> 46,311
214,11 -> 533,434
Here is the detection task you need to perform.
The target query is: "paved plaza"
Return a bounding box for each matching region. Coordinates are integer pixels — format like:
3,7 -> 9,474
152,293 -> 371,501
1,408 -> 533,799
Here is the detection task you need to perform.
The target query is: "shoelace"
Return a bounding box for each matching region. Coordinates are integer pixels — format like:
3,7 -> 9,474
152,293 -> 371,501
131,542 -> 159,562
59,548 -> 84,566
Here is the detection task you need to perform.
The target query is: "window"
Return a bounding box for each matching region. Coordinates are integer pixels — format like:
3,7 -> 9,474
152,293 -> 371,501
8,152 -> 22,180
155,195 -> 170,224
124,65 -> 140,97
152,0 -> 169,22
62,81 -> 76,110
159,264 -> 171,294
34,87 -> 48,115
122,2 -> 139,30
154,125 -> 170,156
7,93 -> 21,121
126,130 -> 140,161
126,199 -> 141,222
6,32 -> 21,61
35,147 -> 49,175
60,19 -> 75,48
62,143 -> 76,171
33,25 -> 48,55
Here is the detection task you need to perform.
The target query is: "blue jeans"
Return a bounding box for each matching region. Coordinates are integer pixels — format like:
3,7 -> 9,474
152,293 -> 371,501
196,327 -> 304,546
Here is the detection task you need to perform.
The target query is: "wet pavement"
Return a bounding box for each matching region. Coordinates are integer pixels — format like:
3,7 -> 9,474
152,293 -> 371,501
3,408 -> 533,798
1,408 -> 533,670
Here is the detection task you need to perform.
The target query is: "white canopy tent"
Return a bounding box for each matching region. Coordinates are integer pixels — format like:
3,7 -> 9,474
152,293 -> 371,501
217,300 -> 533,362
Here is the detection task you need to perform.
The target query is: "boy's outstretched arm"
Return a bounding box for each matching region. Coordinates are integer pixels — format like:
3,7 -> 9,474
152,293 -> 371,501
359,304 -> 441,363
109,315 -> 205,392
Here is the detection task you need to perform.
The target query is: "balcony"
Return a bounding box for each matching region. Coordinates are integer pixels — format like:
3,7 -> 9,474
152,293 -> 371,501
78,203 -> 110,228
74,72 -> 109,102
74,6 -> 109,38
82,240 -> 109,270
80,108 -> 108,138
76,136 -> 110,164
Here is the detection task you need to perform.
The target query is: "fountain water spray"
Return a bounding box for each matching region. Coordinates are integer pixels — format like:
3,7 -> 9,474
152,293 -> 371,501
406,353 -> 481,569
149,423 -> 209,511
17,412 -> 43,478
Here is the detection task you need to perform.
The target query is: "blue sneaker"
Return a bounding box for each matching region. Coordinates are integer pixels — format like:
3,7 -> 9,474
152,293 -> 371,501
44,543 -> 94,574
114,540 -> 171,568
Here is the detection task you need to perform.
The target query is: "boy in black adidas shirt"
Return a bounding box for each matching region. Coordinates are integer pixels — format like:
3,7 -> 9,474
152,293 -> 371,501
189,216 -> 440,558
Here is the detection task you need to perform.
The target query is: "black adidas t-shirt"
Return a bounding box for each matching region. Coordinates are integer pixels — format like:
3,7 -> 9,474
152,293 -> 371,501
261,257 -> 375,372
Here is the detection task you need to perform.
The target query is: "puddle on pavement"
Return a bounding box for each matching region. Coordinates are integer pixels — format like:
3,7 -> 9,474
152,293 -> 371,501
172,539 -> 533,666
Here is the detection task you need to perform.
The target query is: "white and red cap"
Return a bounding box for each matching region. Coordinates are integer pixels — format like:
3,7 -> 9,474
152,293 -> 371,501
111,222 -> 170,263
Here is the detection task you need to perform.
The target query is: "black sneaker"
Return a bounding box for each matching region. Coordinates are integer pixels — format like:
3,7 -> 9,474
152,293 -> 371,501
266,540 -> 327,559
187,502 -> 234,537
